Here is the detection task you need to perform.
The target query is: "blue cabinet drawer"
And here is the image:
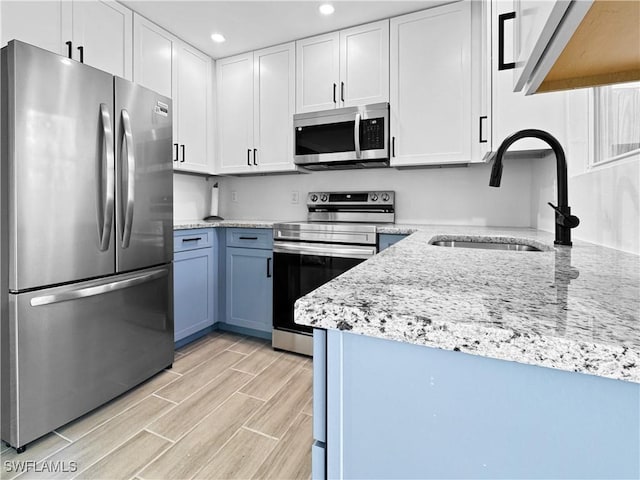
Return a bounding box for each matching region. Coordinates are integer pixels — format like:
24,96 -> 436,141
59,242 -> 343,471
226,228 -> 273,250
174,229 -> 213,253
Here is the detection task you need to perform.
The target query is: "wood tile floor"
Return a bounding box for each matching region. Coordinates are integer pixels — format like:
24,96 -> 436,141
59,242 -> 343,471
1,332 -> 313,480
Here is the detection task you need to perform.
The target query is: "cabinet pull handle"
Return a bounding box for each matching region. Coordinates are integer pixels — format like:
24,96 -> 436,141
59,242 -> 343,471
77,45 -> 84,63
267,257 -> 272,278
239,236 -> 258,240
180,144 -> 185,162
341,82 -> 345,102
479,116 -> 488,143
173,143 -> 179,162
182,237 -> 202,242
498,12 -> 516,71
65,40 -> 73,59
392,136 -> 396,157
253,148 -> 257,166
333,83 -> 337,104
247,149 -> 251,166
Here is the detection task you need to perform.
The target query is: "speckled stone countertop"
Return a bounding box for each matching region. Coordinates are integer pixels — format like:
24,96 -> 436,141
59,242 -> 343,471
174,220 -> 276,230
295,225 -> 640,384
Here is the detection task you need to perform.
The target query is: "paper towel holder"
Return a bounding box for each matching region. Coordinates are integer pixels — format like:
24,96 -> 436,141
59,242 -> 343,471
203,182 -> 224,221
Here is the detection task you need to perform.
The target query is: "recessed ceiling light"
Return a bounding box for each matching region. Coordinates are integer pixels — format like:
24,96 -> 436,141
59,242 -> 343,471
211,33 -> 226,43
319,4 -> 335,15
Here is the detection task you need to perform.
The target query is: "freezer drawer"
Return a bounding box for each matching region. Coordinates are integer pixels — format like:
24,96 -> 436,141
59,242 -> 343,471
1,265 -> 174,449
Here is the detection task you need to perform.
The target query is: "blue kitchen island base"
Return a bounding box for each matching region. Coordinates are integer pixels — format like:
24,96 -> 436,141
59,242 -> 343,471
313,329 -> 640,479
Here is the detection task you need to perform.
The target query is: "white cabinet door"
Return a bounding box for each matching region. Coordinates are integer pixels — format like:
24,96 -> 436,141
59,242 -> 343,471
296,32 -> 340,113
390,2 -> 474,166
1,1 -> 68,54
133,15 -> 214,174
339,20 -> 389,107
217,52 -> 254,174
493,0 -> 567,151
132,13 -> 174,98
174,42 -> 212,173
72,0 -> 132,79
512,0 -> 570,92
254,43 -> 297,173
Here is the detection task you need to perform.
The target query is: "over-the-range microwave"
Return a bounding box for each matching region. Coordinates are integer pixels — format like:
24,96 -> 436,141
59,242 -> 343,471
293,102 -> 389,170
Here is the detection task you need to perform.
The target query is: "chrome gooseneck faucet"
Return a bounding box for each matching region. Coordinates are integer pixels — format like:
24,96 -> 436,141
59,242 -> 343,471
488,129 -> 580,246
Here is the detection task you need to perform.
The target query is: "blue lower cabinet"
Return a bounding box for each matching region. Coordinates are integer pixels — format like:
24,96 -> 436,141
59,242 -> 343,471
173,230 -> 215,343
317,329 -> 640,479
377,233 -> 408,252
225,246 -> 273,334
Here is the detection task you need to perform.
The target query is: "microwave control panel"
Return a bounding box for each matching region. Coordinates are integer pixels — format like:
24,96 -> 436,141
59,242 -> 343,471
361,118 -> 385,150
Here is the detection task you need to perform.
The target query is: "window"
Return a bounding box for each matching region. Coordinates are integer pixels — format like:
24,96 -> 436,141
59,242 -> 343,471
593,82 -> 640,166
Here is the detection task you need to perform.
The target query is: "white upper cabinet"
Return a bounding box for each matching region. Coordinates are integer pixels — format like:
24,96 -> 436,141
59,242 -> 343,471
296,20 -> 389,113
1,0 -> 132,79
492,0 -> 567,151
133,14 -> 214,174
217,43 -> 297,175
253,43 -> 296,173
340,21 -> 390,107
71,0 -> 132,79
511,0 -> 637,94
217,52 -> 255,174
296,32 -> 340,113
390,1 -> 489,167
132,13 -> 174,98
1,1 -> 67,54
174,43 -> 212,173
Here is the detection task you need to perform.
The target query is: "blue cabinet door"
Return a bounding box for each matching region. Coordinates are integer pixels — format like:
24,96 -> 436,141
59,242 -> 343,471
225,247 -> 273,333
377,233 -> 408,251
174,243 -> 215,342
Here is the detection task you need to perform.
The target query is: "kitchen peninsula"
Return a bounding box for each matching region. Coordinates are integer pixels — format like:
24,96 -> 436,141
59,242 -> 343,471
296,226 -> 640,479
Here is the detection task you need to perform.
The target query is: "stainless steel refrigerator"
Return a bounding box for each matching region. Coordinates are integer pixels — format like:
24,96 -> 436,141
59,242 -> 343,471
0,40 -> 174,452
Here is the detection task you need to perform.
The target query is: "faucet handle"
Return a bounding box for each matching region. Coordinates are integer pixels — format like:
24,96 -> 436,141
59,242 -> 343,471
548,202 -> 580,229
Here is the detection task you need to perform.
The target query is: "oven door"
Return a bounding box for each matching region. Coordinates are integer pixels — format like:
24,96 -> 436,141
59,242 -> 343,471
273,242 -> 376,335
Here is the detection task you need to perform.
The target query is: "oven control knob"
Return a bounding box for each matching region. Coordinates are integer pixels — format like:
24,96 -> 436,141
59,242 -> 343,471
371,194 -> 378,202
310,194 -> 318,202
321,194 -> 328,202
381,193 -> 390,202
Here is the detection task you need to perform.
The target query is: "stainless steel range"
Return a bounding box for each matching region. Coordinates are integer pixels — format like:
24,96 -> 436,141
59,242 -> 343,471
272,191 -> 395,356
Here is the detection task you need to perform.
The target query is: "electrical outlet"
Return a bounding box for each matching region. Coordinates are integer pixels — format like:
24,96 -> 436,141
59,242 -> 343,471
231,191 -> 238,203
291,190 -> 299,204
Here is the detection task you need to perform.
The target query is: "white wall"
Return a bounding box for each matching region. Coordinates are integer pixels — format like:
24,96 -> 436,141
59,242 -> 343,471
174,173 -> 211,221
531,153 -> 640,255
215,161 -> 535,226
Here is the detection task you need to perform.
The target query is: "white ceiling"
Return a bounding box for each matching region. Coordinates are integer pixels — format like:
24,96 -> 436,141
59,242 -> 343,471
120,1 -> 444,59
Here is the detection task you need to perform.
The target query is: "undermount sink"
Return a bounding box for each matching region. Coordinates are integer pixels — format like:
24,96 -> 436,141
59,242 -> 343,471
430,240 -> 542,252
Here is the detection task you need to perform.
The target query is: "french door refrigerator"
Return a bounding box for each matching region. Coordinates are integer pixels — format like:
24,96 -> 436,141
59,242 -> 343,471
0,40 -> 174,452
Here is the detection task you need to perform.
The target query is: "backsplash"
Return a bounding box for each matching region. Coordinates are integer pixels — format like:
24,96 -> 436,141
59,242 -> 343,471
214,161 -> 535,226
531,152 -> 640,255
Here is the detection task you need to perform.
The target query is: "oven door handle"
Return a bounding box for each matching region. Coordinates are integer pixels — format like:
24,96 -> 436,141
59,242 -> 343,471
273,241 -> 376,259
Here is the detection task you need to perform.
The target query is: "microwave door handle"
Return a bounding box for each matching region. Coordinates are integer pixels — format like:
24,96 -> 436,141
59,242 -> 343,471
354,113 -> 361,159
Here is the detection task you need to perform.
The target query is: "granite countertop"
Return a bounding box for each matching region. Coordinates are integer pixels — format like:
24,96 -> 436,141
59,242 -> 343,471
295,225 -> 640,384
174,220 -> 277,230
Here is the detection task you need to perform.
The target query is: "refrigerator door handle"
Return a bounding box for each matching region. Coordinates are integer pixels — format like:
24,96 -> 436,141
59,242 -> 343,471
120,109 -> 136,249
30,268 -> 169,307
99,103 -> 115,252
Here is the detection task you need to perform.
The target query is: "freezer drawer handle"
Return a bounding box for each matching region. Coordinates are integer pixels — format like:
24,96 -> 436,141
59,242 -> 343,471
30,268 -> 169,307
120,109 -> 136,249
182,237 -> 202,242
98,103 -> 115,252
